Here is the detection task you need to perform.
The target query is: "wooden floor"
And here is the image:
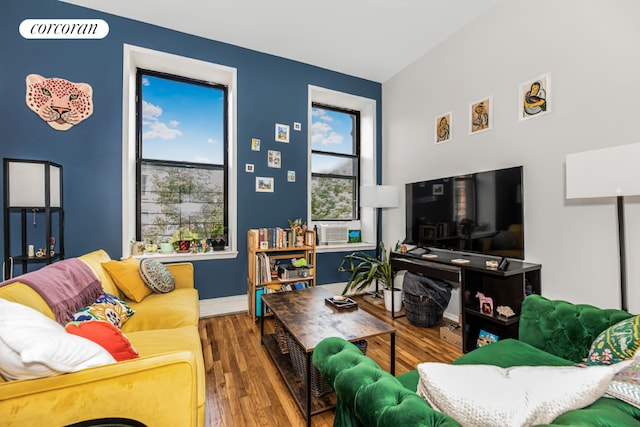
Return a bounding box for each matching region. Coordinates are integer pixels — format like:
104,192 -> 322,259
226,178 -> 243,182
199,295 -> 463,426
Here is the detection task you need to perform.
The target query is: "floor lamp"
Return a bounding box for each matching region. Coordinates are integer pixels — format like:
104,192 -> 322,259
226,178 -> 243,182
360,185 -> 399,297
566,143 -> 640,312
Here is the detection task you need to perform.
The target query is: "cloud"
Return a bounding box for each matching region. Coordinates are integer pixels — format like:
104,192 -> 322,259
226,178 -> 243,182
207,138 -> 219,144
312,108 -> 332,121
169,120 -> 180,127
143,121 -> 183,140
195,156 -> 211,163
311,121 -> 343,146
142,100 -> 162,120
142,77 -> 150,86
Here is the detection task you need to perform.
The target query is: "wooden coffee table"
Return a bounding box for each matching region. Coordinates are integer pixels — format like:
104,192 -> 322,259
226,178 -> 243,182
260,287 -> 396,427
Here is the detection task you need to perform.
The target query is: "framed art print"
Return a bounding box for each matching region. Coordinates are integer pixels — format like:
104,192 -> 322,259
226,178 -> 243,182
519,73 -> 550,121
435,112 -> 452,144
256,177 -> 274,192
251,138 -> 261,151
469,96 -> 492,134
268,150 -> 281,168
275,123 -> 290,143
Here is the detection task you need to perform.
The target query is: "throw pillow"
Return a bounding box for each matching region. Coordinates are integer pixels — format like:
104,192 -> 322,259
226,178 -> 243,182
416,362 -> 617,427
69,292 -> 135,329
0,298 -> 115,381
606,358 -> 640,409
139,259 -> 175,293
584,315 -> 640,365
101,258 -> 152,302
65,320 -> 139,362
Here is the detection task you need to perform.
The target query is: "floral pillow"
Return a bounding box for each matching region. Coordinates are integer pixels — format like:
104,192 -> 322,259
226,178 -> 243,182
139,259 -> 175,293
69,293 -> 135,329
584,315 -> 640,365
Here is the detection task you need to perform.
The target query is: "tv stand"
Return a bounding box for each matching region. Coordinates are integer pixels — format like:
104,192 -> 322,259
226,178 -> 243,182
390,248 -> 541,352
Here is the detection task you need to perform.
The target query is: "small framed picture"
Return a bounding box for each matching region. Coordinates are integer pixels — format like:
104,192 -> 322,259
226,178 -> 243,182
268,150 -> 281,168
251,138 -> 261,151
435,111 -> 452,144
433,183 -> 444,195
245,163 -> 254,173
469,96 -> 492,134
256,177 -> 274,193
519,73 -> 550,121
293,122 -> 302,131
275,123 -> 290,143
287,170 -> 296,182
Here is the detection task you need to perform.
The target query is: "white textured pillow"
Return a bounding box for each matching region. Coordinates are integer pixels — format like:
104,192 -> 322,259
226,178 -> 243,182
0,298 -> 115,381
417,362 -> 618,427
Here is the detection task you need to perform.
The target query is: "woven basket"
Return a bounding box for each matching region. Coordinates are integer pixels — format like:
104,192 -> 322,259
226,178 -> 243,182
287,334 -> 367,397
404,293 -> 444,327
274,318 -> 289,354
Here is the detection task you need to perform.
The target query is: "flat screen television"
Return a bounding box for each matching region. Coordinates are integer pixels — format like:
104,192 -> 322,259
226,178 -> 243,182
405,166 -> 524,259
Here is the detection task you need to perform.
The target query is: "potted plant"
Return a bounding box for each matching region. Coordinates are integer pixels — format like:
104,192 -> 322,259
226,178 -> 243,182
338,241 -> 402,312
172,227 -> 198,252
210,224 -> 227,251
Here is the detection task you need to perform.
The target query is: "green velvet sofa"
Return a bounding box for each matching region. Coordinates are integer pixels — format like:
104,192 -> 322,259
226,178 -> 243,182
313,294 -> 640,426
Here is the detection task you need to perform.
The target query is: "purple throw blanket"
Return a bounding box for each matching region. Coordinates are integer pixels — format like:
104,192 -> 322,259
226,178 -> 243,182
0,258 -> 103,325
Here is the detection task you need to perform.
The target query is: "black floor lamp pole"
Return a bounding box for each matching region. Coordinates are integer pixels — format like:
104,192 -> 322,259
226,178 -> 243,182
616,196 -> 628,312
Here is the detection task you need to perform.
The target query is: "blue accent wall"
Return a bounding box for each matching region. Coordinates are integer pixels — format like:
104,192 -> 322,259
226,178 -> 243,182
2,1 -> 380,298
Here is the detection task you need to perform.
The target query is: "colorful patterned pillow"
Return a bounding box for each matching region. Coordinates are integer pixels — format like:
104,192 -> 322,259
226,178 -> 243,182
139,259 -> 175,293
607,358 -> 640,408
69,293 -> 135,329
584,315 -> 640,365
65,320 -> 139,362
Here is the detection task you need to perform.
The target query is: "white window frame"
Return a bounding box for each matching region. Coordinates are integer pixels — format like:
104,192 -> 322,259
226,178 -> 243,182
122,44 -> 238,261
308,85 -> 377,253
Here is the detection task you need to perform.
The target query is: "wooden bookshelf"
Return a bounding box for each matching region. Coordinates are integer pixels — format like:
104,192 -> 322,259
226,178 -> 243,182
247,228 -> 316,322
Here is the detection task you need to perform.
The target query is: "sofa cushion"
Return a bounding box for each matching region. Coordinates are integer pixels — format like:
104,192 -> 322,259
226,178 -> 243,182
519,295 -> 633,363
453,339 -> 574,368
78,249 -> 123,298
102,258 -> 152,303
584,315 -> 640,365
70,292 -> 135,329
139,259 -> 175,294
65,320 -> 139,362
0,298 -> 115,381
417,362 -> 618,427
607,358 -> 640,409
121,288 -> 199,333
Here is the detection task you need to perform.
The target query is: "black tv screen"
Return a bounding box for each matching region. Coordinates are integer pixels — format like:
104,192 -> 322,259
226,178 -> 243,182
405,166 -> 524,259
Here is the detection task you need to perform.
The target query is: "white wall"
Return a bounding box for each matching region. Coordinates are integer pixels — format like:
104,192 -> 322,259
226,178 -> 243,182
382,0 -> 640,315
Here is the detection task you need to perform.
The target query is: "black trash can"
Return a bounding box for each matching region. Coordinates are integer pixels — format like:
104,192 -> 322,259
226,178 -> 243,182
403,272 -> 452,327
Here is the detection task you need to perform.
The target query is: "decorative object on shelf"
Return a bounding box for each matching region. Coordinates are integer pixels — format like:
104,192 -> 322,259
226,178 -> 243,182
496,305 -> 516,318
476,291 -> 494,315
210,224 -> 227,251
3,158 -> 64,279
25,74 -> 93,131
288,218 -> 307,247
476,329 -> 499,347
519,73 -> 550,121
486,259 -> 499,269
566,142 -> 640,312
275,123 -> 290,143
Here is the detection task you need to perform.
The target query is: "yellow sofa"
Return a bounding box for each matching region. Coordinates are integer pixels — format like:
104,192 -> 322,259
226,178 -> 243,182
0,250 -> 205,427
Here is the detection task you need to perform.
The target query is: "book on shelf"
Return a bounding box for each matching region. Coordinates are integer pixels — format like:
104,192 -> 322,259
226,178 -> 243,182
255,227 -> 295,249
255,281 -> 311,316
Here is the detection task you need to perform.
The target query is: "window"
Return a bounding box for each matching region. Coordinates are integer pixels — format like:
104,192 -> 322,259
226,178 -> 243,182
136,70 -> 227,245
311,104 -> 360,220
122,45 -> 237,259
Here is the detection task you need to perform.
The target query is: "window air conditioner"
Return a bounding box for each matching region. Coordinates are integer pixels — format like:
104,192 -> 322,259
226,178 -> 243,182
317,223 -> 349,245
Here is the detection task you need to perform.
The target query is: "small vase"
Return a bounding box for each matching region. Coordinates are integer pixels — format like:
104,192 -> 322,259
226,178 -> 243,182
383,288 -> 403,312
295,235 -> 304,247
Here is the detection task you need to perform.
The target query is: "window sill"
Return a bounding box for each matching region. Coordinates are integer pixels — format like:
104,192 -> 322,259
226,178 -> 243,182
130,250 -> 238,262
315,242 -> 376,253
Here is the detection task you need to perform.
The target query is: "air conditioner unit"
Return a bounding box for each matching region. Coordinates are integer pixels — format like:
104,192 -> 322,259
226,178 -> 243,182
317,223 -> 349,245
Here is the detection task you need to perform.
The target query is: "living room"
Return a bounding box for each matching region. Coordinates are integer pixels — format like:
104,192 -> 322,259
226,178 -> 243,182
2,0 -> 640,425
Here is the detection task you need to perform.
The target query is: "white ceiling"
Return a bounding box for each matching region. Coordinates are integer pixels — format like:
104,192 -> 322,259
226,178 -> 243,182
60,0 -> 498,82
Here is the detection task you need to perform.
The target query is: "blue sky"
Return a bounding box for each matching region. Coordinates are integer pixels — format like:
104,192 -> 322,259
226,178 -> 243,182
141,74 -> 224,165
311,107 -> 355,174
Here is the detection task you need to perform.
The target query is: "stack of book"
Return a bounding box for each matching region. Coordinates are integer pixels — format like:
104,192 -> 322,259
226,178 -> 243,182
257,227 -> 295,249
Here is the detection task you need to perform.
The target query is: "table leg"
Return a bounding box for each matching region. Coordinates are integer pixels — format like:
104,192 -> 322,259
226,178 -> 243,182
390,332 -> 396,376
260,296 -> 265,343
306,351 -> 312,427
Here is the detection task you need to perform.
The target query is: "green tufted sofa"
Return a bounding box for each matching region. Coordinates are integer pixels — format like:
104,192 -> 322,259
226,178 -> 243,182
313,294 -> 640,426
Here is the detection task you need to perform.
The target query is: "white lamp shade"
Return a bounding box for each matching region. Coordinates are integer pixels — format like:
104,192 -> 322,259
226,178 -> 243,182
566,143 -> 640,199
7,160 -> 62,208
360,185 -> 399,208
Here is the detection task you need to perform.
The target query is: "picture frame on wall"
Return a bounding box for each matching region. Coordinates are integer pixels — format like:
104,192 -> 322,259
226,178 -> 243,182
435,111 -> 452,144
268,150 -> 281,168
245,163 -> 254,173
275,123 -> 290,143
251,138 -> 261,151
469,96 -> 492,134
519,73 -> 550,121
256,177 -> 274,192
287,170 -> 296,182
